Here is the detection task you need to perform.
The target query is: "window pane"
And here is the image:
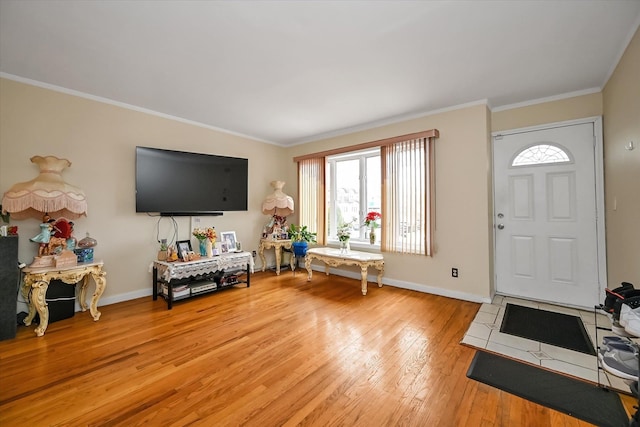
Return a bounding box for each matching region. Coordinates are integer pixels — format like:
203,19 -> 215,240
327,149 -> 380,243
366,156 -> 381,211
512,144 -> 570,166
366,156 -> 381,244
335,159 -> 359,235
326,161 -> 332,236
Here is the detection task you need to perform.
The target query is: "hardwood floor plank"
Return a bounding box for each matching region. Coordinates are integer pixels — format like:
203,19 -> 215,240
0,271 -> 634,426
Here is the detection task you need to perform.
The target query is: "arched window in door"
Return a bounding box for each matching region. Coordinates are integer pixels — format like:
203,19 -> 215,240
511,143 -> 571,167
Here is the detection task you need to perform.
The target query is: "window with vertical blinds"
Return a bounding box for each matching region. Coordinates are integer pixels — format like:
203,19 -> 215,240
294,129 -> 438,255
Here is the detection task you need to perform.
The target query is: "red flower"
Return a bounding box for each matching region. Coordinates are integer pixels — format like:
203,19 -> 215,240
364,211 -> 381,227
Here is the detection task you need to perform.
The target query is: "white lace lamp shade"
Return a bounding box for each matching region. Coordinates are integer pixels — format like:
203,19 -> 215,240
261,180 -> 294,217
1,156 -> 88,220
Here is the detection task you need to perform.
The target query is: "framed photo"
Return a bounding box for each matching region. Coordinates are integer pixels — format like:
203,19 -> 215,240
220,241 -> 229,254
176,240 -> 192,261
221,231 -> 237,252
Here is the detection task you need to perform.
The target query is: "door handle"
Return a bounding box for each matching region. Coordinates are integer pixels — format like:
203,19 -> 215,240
497,224 -> 505,230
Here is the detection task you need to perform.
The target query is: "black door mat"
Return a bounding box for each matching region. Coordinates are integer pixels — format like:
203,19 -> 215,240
500,303 -> 596,355
467,351 -> 628,427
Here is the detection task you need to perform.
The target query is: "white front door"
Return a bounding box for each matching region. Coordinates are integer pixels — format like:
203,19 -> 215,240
493,121 -> 605,308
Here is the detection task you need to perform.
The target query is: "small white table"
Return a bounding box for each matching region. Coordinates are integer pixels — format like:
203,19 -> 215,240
304,247 -> 384,295
153,252 -> 254,309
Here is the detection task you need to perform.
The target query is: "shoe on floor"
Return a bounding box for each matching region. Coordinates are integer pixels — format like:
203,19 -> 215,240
612,321 -> 635,337
620,300 -> 640,327
603,336 -> 633,345
599,348 -> 640,381
621,304 -> 632,327
600,339 -> 637,353
626,308 -> 640,337
604,282 -> 635,313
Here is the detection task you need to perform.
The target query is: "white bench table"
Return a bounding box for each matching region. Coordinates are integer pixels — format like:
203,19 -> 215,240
304,247 -> 384,295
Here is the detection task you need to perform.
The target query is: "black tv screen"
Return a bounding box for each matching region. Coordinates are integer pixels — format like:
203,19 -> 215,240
135,146 -> 248,215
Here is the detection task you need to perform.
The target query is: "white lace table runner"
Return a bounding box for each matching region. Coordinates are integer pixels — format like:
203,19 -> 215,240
153,252 -> 254,281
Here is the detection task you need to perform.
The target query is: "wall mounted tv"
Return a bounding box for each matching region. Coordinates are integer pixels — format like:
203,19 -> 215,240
135,146 -> 248,216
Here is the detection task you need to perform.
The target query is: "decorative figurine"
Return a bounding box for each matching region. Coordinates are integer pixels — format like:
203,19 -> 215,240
30,218 -> 58,256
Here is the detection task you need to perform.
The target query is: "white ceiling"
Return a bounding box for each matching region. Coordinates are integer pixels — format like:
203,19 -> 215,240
1,1 -> 639,146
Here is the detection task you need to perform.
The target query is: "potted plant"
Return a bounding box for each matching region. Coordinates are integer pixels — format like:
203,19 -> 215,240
158,239 -> 168,261
287,224 -> 317,256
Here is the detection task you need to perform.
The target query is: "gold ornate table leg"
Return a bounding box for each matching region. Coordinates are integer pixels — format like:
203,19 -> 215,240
275,246 -> 282,275
31,280 -> 50,337
360,265 -> 369,295
78,275 -> 90,312
88,268 -> 106,321
305,255 -> 313,281
259,245 -> 267,272
21,278 -> 37,327
376,261 -> 385,288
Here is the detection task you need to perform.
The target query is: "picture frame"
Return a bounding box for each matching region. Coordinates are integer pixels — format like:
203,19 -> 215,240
176,240 -> 192,261
220,231 -> 237,252
220,241 -> 229,254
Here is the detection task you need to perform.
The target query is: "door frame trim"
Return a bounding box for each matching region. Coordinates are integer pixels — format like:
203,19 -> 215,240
491,116 -> 607,307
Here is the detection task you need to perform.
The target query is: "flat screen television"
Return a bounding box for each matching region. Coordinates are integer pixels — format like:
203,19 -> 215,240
135,146 -> 248,215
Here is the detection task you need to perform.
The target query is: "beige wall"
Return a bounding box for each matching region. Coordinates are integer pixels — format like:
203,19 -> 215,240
0,78 -> 289,305
492,92 -> 603,132
287,103 -> 494,302
1,79 -> 496,305
603,27 -> 640,287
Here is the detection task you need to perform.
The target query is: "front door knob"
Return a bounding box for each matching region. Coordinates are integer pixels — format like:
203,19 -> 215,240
497,224 -> 505,230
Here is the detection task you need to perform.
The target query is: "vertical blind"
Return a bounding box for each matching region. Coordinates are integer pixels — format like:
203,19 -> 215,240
381,136 -> 432,255
298,157 -> 326,245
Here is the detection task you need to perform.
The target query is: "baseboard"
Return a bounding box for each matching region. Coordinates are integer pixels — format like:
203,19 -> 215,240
319,266 -> 492,304
92,267 -> 490,308
96,288 -> 153,307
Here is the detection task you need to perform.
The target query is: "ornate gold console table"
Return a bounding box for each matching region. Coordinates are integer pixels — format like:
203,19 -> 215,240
259,238 -> 293,275
21,261 -> 106,336
305,247 -> 384,295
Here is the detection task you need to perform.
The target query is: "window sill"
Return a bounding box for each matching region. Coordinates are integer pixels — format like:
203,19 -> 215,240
326,239 -> 380,252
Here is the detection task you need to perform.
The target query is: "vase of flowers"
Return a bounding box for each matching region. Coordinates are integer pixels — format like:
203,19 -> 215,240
192,227 -> 217,257
364,211 -> 381,245
337,221 -> 352,253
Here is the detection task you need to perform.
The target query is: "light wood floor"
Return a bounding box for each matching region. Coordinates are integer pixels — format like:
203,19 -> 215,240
0,271 -> 635,426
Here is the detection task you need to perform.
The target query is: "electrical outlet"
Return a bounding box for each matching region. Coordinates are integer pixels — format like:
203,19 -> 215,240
252,250 -> 257,257
452,268 -> 458,278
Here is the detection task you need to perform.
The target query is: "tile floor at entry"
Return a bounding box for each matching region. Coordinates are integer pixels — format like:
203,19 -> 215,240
461,295 -> 634,394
